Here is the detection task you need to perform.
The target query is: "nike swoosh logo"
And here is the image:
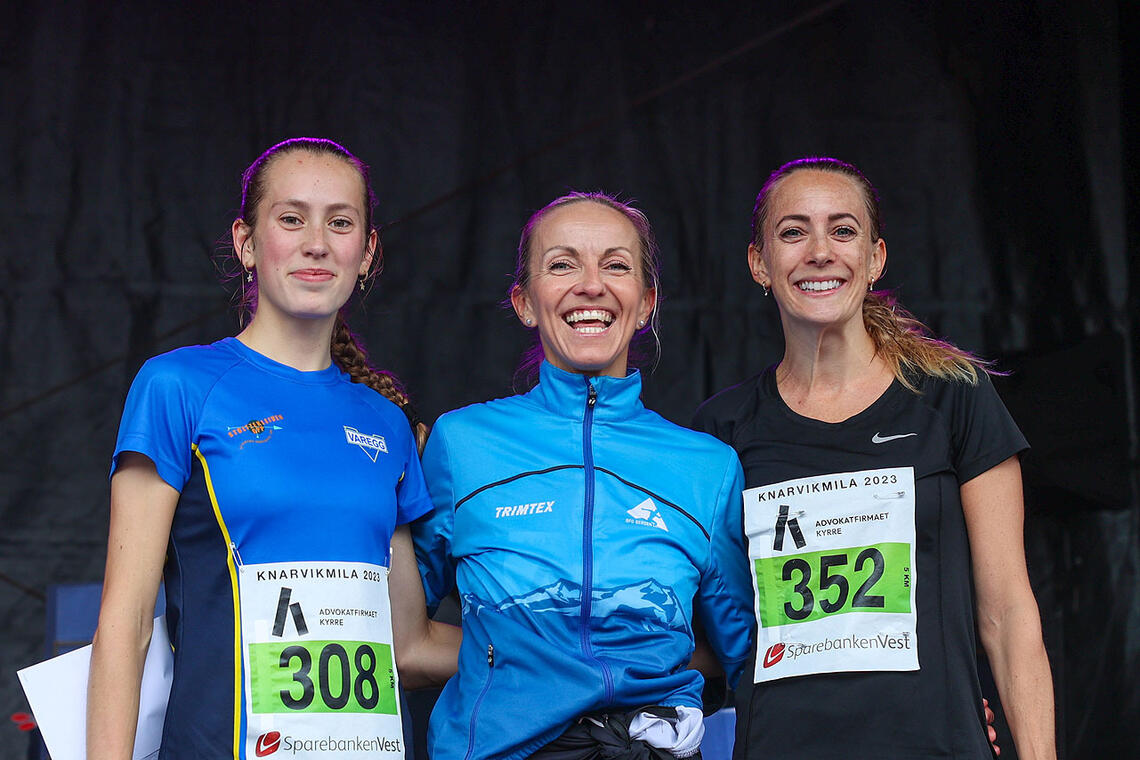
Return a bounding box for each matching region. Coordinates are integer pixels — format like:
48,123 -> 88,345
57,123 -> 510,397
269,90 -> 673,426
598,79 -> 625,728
872,432 -> 918,444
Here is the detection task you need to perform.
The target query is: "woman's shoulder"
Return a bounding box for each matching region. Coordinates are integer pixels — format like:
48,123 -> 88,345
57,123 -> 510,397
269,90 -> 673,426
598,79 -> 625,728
692,370 -> 772,437
131,339 -> 245,390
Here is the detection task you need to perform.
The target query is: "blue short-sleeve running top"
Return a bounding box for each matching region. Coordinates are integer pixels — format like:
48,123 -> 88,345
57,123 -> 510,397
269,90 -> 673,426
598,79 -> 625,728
111,337 -> 432,759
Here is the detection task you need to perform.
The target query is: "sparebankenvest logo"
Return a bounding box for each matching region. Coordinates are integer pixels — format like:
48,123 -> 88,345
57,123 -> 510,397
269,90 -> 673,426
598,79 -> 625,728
344,426 -> 388,462
255,731 -> 281,756
254,731 -> 404,755
765,633 -> 913,668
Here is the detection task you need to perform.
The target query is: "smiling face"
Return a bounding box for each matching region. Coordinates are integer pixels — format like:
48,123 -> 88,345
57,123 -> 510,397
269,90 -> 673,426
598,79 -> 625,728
233,151 -> 377,328
511,201 -> 656,378
749,169 -> 886,334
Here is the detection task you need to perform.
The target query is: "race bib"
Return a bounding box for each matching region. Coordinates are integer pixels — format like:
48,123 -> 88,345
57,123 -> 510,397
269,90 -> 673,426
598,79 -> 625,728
238,560 -> 404,758
743,467 -> 918,683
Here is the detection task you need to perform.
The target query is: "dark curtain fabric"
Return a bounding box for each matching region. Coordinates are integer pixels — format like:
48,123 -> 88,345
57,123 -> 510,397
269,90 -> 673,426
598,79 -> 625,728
1,2 -> 1135,757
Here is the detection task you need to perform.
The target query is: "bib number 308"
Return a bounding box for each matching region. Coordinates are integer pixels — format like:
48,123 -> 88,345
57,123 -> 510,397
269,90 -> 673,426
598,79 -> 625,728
248,640 -> 398,715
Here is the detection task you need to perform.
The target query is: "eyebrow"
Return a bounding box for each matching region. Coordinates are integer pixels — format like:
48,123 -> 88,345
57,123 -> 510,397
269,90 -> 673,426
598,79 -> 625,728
541,246 -> 634,257
272,199 -> 360,215
776,213 -> 861,227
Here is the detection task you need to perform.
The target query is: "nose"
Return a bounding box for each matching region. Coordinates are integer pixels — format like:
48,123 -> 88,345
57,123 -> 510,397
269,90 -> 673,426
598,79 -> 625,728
574,260 -> 606,296
303,225 -> 330,258
806,235 -> 833,266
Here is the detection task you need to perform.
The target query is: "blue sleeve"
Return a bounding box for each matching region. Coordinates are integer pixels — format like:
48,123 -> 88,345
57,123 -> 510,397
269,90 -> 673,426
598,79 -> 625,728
395,425 -> 434,526
696,450 -> 754,689
411,418 -> 459,614
111,354 -> 202,491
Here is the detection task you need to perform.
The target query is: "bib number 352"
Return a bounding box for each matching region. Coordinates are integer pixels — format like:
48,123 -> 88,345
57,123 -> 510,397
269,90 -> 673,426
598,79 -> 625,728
248,639 -> 398,715
755,542 -> 911,628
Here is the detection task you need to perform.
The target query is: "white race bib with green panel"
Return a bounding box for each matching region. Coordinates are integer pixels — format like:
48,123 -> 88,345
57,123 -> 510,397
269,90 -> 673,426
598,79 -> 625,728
238,560 -> 404,758
743,467 -> 918,683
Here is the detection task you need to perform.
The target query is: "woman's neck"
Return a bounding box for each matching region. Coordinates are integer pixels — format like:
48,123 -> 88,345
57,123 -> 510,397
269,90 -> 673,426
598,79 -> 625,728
236,311 -> 336,372
776,320 -> 894,422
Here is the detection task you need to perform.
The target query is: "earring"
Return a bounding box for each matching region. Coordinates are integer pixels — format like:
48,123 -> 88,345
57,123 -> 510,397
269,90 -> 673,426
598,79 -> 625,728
868,278 -> 875,292
358,276 -> 366,293
245,268 -> 253,283
762,283 -> 770,297
637,319 -> 645,328
525,317 -> 533,326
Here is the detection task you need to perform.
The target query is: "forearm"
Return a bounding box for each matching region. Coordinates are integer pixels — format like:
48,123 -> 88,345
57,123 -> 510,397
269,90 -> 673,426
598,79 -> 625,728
87,614 -> 153,759
396,619 -> 461,690
978,601 -> 1056,760
388,525 -> 460,689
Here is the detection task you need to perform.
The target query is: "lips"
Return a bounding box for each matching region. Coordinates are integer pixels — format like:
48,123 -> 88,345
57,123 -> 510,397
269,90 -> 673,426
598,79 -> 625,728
563,308 -> 615,334
291,268 -> 335,282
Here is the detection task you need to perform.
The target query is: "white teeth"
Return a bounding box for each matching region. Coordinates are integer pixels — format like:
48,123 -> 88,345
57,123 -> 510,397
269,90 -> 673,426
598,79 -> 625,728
797,279 -> 843,292
564,309 -> 614,325
575,326 -> 607,334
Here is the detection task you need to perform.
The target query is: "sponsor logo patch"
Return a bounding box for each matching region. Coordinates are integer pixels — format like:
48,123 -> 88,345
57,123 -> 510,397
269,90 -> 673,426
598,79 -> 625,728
227,414 -> 285,449
773,504 -> 806,551
495,501 -> 554,518
344,426 -> 388,462
763,643 -> 785,668
626,498 -> 668,531
255,731 -> 281,756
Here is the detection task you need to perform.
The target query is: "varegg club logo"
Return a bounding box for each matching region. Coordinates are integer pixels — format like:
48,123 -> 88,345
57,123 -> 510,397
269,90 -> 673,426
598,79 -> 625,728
344,426 -> 388,462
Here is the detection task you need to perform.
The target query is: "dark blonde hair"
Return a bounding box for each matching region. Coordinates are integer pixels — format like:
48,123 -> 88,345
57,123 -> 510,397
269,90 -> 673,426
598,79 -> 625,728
511,192 -> 662,385
752,157 -> 990,391
235,138 -> 425,443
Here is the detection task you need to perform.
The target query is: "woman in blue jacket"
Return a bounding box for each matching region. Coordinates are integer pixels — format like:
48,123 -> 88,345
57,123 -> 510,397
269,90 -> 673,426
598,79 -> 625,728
413,193 -> 754,760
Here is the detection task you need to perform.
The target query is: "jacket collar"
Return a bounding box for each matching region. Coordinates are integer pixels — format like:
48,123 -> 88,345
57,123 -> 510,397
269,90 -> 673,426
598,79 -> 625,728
527,361 -> 645,422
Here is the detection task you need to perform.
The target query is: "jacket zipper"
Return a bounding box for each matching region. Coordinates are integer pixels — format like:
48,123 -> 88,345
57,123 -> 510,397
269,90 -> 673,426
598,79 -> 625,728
580,379 -> 614,702
464,643 -> 496,760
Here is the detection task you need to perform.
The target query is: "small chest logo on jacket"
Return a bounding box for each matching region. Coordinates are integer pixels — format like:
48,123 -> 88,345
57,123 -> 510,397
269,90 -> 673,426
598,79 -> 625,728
626,499 -> 668,531
344,426 -> 387,462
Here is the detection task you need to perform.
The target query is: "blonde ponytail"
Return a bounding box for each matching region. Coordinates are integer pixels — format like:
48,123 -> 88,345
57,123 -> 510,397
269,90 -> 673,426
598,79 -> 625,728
863,291 -> 991,392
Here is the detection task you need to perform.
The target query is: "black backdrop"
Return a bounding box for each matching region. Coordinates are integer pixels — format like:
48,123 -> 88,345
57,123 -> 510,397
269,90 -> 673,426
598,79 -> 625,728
1,1 -> 1136,757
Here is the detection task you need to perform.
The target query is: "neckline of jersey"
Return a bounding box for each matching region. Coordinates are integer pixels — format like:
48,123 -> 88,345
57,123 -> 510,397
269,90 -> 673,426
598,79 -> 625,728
762,365 -> 905,428
220,337 -> 345,386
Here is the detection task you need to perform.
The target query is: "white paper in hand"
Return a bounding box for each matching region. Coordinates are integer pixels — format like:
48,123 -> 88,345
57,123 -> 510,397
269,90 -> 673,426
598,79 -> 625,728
17,615 -> 173,760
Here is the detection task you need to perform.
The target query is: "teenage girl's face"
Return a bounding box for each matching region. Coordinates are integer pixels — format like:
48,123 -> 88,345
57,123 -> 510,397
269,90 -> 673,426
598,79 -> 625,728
233,152 -> 377,327
749,169 -> 885,333
511,202 -> 655,379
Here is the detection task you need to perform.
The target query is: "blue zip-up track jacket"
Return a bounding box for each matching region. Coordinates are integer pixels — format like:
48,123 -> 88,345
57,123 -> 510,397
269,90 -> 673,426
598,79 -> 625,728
413,362 -> 754,760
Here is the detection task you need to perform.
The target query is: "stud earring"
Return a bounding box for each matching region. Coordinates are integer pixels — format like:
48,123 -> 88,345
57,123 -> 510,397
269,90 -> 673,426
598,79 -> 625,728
637,319 -> 645,328
525,317 -> 533,326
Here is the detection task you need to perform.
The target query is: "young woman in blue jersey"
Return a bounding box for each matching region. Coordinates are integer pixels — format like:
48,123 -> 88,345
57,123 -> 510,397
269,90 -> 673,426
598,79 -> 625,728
88,138 -> 459,759
693,158 -> 1055,759
412,193 -> 755,760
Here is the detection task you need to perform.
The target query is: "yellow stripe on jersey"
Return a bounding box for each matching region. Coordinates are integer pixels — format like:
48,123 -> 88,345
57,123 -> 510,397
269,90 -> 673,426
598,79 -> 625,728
193,443 -> 242,760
